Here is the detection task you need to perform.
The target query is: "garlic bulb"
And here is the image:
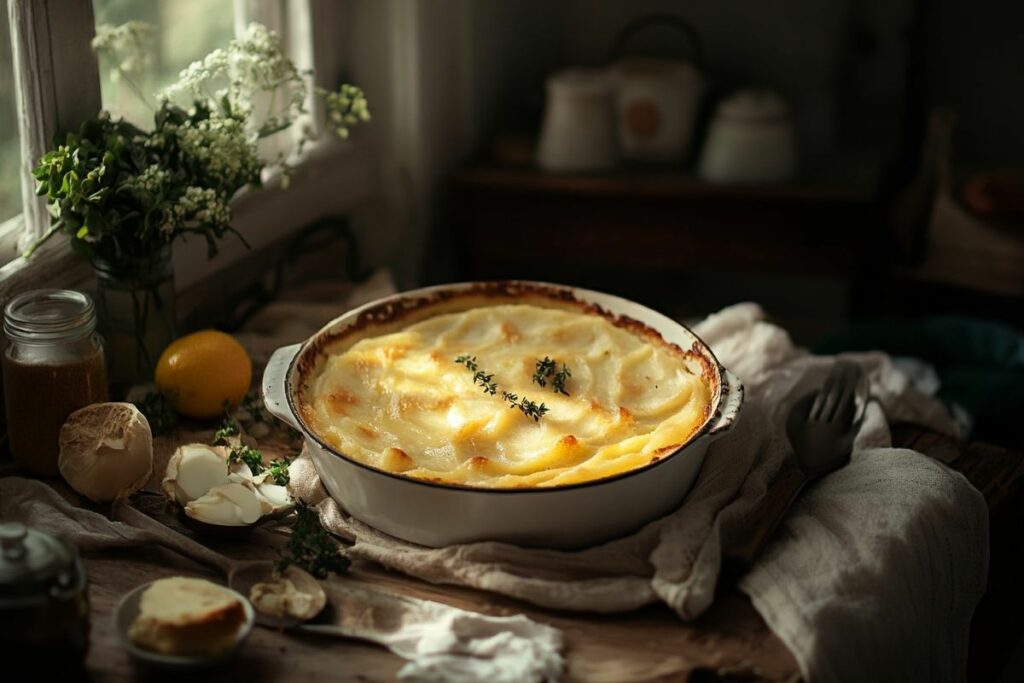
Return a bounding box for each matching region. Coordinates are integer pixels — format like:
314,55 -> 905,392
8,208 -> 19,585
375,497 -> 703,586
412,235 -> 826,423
185,482 -> 263,526
163,443 -> 250,505
58,403 -> 153,503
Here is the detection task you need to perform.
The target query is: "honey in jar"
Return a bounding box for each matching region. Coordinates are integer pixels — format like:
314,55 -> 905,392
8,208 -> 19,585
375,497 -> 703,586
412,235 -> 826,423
3,289 -> 108,476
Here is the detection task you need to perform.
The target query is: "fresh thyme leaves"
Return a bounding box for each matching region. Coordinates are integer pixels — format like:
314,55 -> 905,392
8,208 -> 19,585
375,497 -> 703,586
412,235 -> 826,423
276,499 -> 350,579
551,365 -> 572,396
227,444 -> 265,476
241,391 -> 268,423
455,355 -> 497,395
132,390 -> 178,436
267,458 -> 291,485
212,400 -> 241,446
473,371 -> 498,395
533,357 -> 572,396
533,357 -> 557,387
455,355 -> 549,421
516,398 -> 549,421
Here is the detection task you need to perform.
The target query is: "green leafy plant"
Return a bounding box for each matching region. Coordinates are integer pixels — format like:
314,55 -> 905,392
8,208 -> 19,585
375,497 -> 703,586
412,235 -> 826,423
277,500 -> 349,578
27,22 -> 369,262
227,444 -> 264,476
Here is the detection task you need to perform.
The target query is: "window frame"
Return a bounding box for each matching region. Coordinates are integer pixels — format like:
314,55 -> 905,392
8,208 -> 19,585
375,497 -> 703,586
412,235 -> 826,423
0,0 -> 377,300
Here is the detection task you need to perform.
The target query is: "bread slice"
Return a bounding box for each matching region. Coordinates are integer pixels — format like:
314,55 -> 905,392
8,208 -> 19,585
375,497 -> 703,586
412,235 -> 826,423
129,577 -> 246,657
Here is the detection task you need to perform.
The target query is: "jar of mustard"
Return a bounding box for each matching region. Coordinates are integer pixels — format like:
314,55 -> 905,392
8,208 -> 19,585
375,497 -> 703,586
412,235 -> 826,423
3,289 -> 109,476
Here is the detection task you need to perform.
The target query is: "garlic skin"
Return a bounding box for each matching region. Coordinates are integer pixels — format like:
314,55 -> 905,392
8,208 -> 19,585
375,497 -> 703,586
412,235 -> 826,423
58,403 -> 153,503
185,482 -> 263,526
163,443 -> 251,504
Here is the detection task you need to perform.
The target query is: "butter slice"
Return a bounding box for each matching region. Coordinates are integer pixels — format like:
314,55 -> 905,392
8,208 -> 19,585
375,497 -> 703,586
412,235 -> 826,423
129,577 -> 245,657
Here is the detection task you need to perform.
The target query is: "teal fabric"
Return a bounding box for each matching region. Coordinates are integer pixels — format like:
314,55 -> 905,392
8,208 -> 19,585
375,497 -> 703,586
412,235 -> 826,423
816,317 -> 1024,445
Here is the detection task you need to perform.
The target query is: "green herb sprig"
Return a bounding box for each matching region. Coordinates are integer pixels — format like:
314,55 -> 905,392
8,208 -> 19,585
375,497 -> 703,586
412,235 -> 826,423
533,357 -> 572,396
455,356 -> 549,421
267,458 -> 291,485
132,390 -> 178,436
227,444 -> 264,476
276,500 -> 350,579
213,400 -> 241,446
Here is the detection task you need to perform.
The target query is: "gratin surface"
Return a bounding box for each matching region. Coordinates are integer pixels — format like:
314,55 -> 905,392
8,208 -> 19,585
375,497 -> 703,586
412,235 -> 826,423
301,304 -> 712,487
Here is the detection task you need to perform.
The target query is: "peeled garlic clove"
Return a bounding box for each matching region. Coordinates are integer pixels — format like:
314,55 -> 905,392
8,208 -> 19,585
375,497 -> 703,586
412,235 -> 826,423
252,473 -> 293,515
185,482 -> 263,526
58,403 -> 153,504
250,567 -> 325,621
163,444 -> 233,504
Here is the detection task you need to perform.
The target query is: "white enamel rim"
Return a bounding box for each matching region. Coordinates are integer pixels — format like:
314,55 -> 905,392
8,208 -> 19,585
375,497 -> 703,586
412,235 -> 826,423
264,281 -> 743,494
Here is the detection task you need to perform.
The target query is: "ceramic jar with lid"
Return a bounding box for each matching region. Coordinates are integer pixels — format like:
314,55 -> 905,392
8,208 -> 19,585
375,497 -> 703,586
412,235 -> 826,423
2,289 -> 109,476
698,89 -> 797,183
0,522 -> 90,670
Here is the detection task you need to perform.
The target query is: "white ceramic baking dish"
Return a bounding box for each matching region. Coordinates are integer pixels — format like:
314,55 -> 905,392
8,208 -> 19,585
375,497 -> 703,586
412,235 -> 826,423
263,281 -> 743,549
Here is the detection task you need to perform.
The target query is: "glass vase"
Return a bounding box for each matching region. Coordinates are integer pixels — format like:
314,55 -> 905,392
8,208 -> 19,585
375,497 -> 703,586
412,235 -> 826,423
92,246 -> 177,390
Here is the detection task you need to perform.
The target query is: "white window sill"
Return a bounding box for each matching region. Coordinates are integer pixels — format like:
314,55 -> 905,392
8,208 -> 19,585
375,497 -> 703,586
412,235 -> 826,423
0,137 -> 379,301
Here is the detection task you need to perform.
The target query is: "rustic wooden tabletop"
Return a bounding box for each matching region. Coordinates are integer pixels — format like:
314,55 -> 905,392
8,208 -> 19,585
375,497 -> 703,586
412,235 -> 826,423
3,422 -> 1019,682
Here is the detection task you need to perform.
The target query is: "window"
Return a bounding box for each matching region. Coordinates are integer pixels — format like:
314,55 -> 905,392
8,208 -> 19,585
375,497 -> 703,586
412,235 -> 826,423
0,7 -> 21,224
93,0 -> 235,128
0,0 -> 376,290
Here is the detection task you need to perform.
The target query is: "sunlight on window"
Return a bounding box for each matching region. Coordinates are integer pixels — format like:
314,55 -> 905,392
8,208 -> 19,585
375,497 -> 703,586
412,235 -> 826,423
0,8 -> 22,224
94,0 -> 235,129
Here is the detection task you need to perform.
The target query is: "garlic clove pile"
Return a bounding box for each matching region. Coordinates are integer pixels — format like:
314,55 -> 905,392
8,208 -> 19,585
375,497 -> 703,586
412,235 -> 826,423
185,482 -> 263,526
163,444 -> 237,504
164,442 -> 294,525
58,403 -> 153,503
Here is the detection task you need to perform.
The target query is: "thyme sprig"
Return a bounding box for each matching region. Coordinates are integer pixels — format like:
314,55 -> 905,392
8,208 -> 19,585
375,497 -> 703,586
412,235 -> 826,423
455,355 -> 549,421
227,444 -> 265,475
499,390 -> 548,421
533,357 -> 572,396
276,500 -> 350,579
551,365 -> 572,396
132,390 -> 178,436
213,400 -> 241,446
266,458 -> 291,485
532,357 -> 557,387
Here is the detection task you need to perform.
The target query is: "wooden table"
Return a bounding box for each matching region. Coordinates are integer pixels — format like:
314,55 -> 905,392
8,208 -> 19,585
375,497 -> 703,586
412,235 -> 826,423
4,423 -> 1020,682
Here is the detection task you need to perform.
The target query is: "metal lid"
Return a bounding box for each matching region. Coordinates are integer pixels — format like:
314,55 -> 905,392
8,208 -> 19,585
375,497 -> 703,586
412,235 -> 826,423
0,522 -> 81,600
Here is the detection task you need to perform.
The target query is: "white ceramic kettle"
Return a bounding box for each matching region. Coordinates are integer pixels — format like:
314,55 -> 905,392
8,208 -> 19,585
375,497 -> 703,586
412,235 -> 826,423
608,14 -> 705,164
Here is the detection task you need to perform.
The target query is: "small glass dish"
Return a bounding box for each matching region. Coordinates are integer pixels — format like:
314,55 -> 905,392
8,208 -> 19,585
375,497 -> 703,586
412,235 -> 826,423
112,580 -> 255,670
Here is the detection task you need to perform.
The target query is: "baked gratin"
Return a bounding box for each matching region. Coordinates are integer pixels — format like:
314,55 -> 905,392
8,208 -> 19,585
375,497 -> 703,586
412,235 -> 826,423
298,302 -> 714,488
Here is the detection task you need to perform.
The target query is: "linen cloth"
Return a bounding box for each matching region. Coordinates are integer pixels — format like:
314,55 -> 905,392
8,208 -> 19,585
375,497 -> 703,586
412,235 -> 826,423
283,294 -> 988,683
0,478 -> 564,683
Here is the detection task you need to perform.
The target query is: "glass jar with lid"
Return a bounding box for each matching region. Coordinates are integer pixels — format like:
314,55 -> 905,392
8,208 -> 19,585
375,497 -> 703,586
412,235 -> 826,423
3,289 -> 109,476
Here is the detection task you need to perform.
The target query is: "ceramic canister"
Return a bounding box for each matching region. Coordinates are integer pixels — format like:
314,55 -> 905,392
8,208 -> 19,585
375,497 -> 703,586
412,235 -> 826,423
536,69 -> 617,173
698,89 -> 797,183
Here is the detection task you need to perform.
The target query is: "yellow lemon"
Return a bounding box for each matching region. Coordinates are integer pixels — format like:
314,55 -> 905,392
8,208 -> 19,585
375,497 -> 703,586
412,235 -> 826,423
155,330 -> 252,419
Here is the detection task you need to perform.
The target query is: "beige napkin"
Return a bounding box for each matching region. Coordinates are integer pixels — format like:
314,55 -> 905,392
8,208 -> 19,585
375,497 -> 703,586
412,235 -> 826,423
287,301 -> 989,683
0,478 -> 563,683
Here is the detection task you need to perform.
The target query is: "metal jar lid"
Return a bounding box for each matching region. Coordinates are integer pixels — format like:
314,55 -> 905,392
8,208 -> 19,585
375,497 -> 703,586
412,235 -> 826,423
0,522 -> 85,606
